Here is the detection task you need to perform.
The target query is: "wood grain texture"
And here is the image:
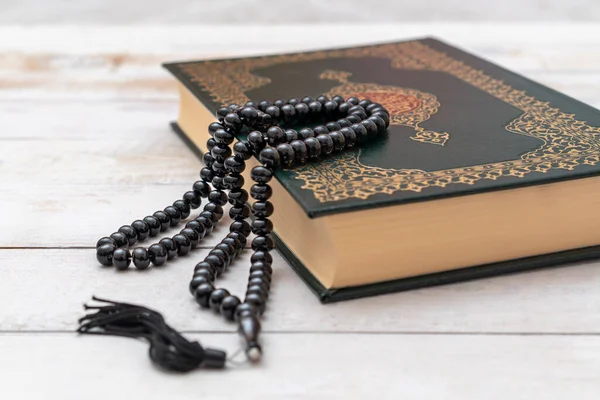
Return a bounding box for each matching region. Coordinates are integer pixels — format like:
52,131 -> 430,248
1,1 -> 600,23
2,24 -> 600,398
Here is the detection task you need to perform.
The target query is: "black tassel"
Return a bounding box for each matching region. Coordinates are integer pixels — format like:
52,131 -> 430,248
77,296 -> 227,372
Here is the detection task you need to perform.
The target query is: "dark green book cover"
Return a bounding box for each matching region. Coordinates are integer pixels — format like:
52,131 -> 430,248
164,38 -> 600,302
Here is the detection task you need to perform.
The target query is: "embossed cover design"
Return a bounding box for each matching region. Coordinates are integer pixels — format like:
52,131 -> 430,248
164,38 -> 600,217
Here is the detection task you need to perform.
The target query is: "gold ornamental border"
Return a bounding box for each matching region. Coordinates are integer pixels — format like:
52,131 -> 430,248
178,41 -> 600,202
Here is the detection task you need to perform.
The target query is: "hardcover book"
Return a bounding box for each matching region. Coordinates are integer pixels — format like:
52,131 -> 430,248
164,38 -> 600,302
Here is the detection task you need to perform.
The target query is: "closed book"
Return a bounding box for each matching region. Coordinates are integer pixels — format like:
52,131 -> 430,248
164,37 -> 600,302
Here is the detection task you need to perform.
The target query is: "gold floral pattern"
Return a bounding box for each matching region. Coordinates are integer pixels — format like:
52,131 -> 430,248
178,41 -> 600,203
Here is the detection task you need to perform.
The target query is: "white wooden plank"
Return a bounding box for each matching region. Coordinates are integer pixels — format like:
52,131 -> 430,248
1,333 -> 598,400
1,249 -> 599,333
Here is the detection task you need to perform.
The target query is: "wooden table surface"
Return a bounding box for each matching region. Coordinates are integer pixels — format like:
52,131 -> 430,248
1,24 -> 600,399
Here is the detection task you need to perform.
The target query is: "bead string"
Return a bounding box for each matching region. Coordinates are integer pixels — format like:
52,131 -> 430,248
92,94 -> 390,365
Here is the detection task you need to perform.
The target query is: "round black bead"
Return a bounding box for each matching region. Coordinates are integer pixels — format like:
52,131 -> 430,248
112,248 -> 131,270
295,102 -> 310,121
372,111 -> 390,127
224,174 -> 245,191
189,275 -> 211,294
265,105 -> 281,120
180,228 -> 200,249
208,190 -> 228,206
301,96 -> 314,104
249,269 -> 272,283
204,203 -> 224,220
194,283 -> 215,308
288,98 -> 299,106
194,268 -> 215,282
215,242 -> 235,257
110,232 -> 128,248
252,218 -> 273,235
222,237 -> 242,256
143,216 -> 161,237
239,107 -> 258,125
223,112 -> 242,131
259,148 -> 281,168
186,220 -> 207,239
248,278 -> 270,292
273,99 -> 286,108
204,153 -> 217,166
173,234 -> 191,256
159,237 -> 178,260
96,243 -> 116,266
164,206 -> 181,226
228,188 -> 249,205
361,119 -> 379,139
209,288 -> 230,312
368,115 -> 387,133
304,137 -> 321,158
298,127 -> 314,140
350,123 -> 368,144
346,96 -> 359,105
206,138 -> 217,151
329,130 -> 346,151
313,125 -> 329,136
276,143 -> 295,166
216,108 -> 229,120
194,261 -> 216,274
224,156 -> 245,174
308,101 -> 322,114
196,215 -> 214,234
290,140 -> 307,163
96,237 -> 116,248
351,109 -> 368,120
332,95 -> 345,104
338,127 -> 356,147
280,104 -> 296,124
250,184 -> 272,201
227,231 -> 247,247
182,191 -> 201,210
346,115 -> 361,124
250,261 -> 273,274
338,102 -> 351,115
326,121 -> 342,132
229,204 -> 251,220
204,254 -> 226,274
348,105 -> 365,115
233,141 -> 253,160
337,118 -> 352,128
200,166 -> 215,182
208,121 -> 223,135
200,210 -> 219,224
192,181 -> 210,199
258,100 -> 270,111
324,100 -> 338,116
316,95 -> 329,104
359,99 -> 372,108
211,143 -> 232,160
211,175 -> 226,190
148,243 -> 167,266
229,219 -> 252,236
252,201 -> 274,218
251,250 -> 273,265
284,129 -> 298,142
234,303 -> 258,322
251,235 -> 275,251
214,128 -> 235,145
220,295 -> 241,321
248,131 -> 266,154
266,126 -> 286,146
250,166 -> 273,184
209,248 -> 231,268
132,247 -> 150,270
316,134 -> 334,155
173,200 -> 191,219
244,293 -> 266,314
246,285 -> 269,299
117,226 -> 137,246
152,211 -> 171,232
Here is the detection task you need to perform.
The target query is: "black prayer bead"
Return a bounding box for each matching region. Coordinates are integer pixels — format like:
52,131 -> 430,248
280,104 -> 296,124
182,191 -> 202,210
196,215 -> 214,234
339,127 -> 357,147
96,237 -> 116,248
251,250 -> 273,265
200,210 -> 219,224
206,138 -> 217,151
132,247 -> 150,270
112,248 -> 131,270
234,303 -> 257,322
250,166 -> 272,183
164,206 -> 181,226
117,225 -> 137,246
204,203 -> 224,220
316,134 -> 334,155
148,243 -> 167,266
329,130 -> 346,151
208,190 -> 228,206
265,105 -> 281,120
359,99 -> 372,108
287,98 -> 299,106
324,100 -> 338,116
308,101 -> 322,114
298,127 -> 314,140
273,99 -> 286,108
361,119 -> 379,140
372,111 -> 390,127
295,102 -> 310,121
251,218 -> 273,235
346,96 -> 359,105
230,219 -> 252,236
313,125 -> 329,136
222,237 -> 242,256
266,126 -> 286,145
224,174 -> 244,189
233,141 -> 253,160
216,108 -> 229,120
250,184 -> 272,201
110,232 -> 128,248
208,121 -> 223,135
192,180 -> 210,198
152,211 -> 171,232
290,140 -> 307,163
368,115 -> 386,133
209,288 -> 230,312
194,268 -> 215,282
276,143 -> 294,166
316,95 -> 329,104
173,200 -> 191,219
346,114 -> 361,124
214,129 -> 235,145
229,204 -> 251,220
204,254 -> 226,274
246,285 -> 269,299
248,131 -> 266,152
245,293 -> 267,315
228,188 -> 249,205
337,118 -> 352,128
186,220 -> 207,239
194,282 -> 215,308
159,237 -> 178,260
258,100 -> 270,111
210,248 -> 231,267
223,113 -> 242,131
200,166 -> 215,182
250,261 -> 273,275
203,152 -> 215,166
304,137 -> 321,158
285,129 -> 298,142
249,269 -> 271,284
143,216 -> 161,237
180,228 -> 200,249
189,276 -> 211,294
326,121 -> 341,132
252,201 -> 274,218
96,243 -> 116,266
350,123 -> 368,144
220,295 -> 241,321
239,107 -> 258,126
211,143 -> 232,160
259,148 -> 280,168
211,175 -> 226,190
251,235 -> 275,251
173,234 -> 191,256
227,231 -> 247,247
131,219 -> 150,242
332,95 -> 345,104
215,242 -> 235,257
